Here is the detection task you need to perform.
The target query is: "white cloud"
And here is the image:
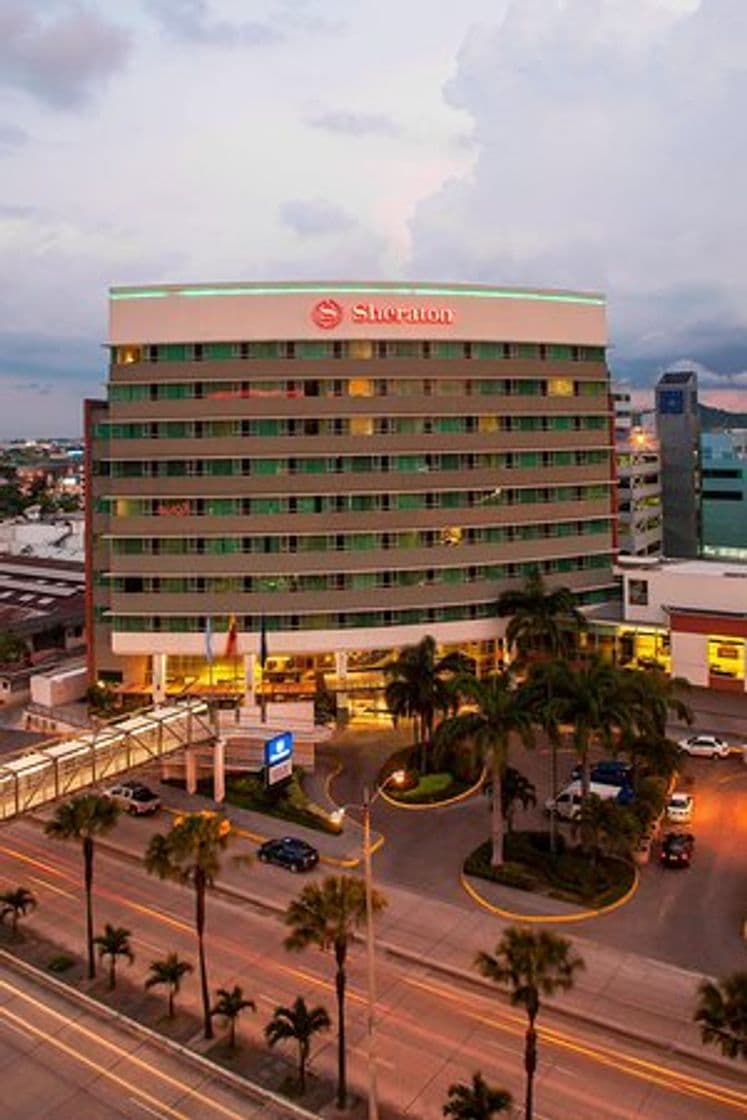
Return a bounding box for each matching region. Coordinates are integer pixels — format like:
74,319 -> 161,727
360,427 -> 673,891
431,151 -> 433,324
409,0 -> 747,378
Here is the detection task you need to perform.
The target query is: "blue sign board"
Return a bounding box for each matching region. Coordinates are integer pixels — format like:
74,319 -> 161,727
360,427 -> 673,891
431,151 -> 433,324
264,731 -> 294,767
658,389 -> 683,415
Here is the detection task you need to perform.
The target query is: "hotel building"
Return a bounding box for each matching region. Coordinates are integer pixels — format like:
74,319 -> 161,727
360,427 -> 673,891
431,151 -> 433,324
87,281 -> 616,713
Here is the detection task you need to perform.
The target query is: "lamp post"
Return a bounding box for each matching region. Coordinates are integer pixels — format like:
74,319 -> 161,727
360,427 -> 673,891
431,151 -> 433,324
333,768 -> 405,1120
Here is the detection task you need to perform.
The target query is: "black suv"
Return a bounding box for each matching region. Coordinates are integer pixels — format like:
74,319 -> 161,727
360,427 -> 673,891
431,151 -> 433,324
660,831 -> 694,868
257,837 -> 320,872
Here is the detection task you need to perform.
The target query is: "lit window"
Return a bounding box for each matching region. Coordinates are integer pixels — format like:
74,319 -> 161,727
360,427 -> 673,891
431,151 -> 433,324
547,378 -> 574,397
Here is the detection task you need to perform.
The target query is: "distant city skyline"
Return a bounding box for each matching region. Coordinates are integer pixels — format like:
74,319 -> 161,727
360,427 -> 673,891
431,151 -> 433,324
1,0 -> 746,435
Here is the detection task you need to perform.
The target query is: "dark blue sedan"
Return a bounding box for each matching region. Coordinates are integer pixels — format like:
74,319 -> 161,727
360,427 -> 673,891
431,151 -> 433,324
257,837 -> 320,872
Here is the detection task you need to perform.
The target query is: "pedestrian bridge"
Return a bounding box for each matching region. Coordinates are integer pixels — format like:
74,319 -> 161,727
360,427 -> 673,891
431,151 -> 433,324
0,700 -> 214,823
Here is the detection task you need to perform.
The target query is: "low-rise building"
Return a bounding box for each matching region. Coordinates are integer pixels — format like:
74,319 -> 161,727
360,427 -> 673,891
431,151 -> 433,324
701,430 -> 747,562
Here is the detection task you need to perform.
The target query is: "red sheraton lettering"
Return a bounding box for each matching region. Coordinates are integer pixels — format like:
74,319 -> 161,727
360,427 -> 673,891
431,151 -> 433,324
350,302 -> 454,326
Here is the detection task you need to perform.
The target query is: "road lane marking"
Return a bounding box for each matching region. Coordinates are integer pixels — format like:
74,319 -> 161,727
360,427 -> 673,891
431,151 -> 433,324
0,979 -> 259,1120
0,844 -> 71,880
0,1004 -> 190,1120
130,1099 -> 172,1119
26,874 -> 76,900
403,974 -> 747,1113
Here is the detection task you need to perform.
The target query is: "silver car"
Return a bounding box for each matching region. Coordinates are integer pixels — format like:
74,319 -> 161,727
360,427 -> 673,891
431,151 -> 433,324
105,780 -> 161,815
678,734 -> 730,759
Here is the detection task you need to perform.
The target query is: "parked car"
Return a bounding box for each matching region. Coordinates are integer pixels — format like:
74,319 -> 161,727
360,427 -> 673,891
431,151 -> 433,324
678,734 -> 730,759
666,792 -> 694,823
104,780 -> 161,815
257,837 -> 319,872
544,780 -> 633,822
570,760 -> 633,787
660,831 -> 694,868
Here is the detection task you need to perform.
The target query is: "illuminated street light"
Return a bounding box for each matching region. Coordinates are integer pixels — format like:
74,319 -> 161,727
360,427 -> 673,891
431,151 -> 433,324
333,767 -> 406,1120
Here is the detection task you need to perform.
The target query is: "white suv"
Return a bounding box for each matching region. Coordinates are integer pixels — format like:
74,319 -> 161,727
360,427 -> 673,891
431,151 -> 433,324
104,781 -> 161,815
678,734 -> 730,759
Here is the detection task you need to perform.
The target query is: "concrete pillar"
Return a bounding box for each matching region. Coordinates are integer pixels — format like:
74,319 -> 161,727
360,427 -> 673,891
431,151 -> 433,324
185,746 -> 198,795
335,649 -> 349,717
152,653 -> 167,707
213,737 -> 225,804
243,653 -> 256,706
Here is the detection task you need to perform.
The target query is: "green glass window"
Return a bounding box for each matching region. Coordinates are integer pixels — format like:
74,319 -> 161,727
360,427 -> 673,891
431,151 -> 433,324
474,343 -> 504,360
351,572 -> 376,589
253,459 -> 281,476
435,417 -> 464,433
477,379 -> 505,395
206,498 -> 238,516
548,345 -> 573,361
297,458 -> 326,474
517,452 -> 541,468
432,342 -> 463,359
295,497 -> 316,514
296,341 -> 330,359
351,534 -> 376,550
550,415 -> 573,430
162,344 -> 187,361
577,381 -> 607,396
516,343 -> 540,359
207,459 -> 234,476
159,383 -> 191,399
351,495 -> 375,511
249,342 -> 281,358
553,452 -> 573,466
396,493 -> 423,510
514,379 -> 542,395
441,455 -> 459,470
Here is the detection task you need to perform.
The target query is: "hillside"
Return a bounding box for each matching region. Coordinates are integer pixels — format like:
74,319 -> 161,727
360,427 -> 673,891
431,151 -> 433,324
698,403 -> 747,430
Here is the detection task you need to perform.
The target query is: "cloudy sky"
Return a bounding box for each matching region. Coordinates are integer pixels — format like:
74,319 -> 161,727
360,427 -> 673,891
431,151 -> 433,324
1,0 -> 746,435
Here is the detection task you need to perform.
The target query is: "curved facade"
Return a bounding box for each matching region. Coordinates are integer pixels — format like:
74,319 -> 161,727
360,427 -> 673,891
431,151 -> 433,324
87,281 -> 616,706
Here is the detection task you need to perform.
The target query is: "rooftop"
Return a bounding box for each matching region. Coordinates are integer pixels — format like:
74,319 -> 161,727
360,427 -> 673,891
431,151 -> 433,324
616,556 -> 747,578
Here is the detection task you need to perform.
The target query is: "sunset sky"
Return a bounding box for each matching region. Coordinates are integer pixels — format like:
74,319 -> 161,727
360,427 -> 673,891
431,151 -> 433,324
1,0 -> 746,435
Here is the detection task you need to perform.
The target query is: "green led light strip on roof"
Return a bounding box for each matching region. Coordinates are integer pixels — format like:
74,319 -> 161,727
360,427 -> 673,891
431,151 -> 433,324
110,283 -> 605,306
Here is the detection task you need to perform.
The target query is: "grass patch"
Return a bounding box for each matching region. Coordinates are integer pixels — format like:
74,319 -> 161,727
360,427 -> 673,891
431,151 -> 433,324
163,771 -> 341,835
391,771 -> 473,804
47,953 -> 75,973
464,831 -> 635,909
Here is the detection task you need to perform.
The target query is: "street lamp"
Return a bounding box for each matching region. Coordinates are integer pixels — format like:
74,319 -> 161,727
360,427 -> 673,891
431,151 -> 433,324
331,768 -> 406,1120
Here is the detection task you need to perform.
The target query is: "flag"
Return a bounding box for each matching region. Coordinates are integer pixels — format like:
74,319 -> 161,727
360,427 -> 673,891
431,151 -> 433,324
204,616 -> 214,664
224,614 -> 239,659
259,613 -> 268,669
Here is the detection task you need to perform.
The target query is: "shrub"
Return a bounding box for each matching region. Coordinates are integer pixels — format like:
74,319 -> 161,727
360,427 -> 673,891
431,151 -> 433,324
48,953 -> 75,973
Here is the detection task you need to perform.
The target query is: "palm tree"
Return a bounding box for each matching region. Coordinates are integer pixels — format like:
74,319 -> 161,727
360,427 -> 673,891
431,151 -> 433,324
211,984 -> 256,1050
94,923 -> 134,990
145,952 -> 193,1018
265,995 -> 331,1094
45,794 -> 120,978
523,661 -> 566,856
443,1072 -> 512,1118
384,635 -> 472,773
620,667 -> 693,740
501,766 -> 537,834
694,972 -> 747,1061
476,927 -> 585,1120
284,874 -> 386,1109
533,658 -> 631,801
144,811 -> 233,1039
573,795 -> 638,869
437,672 -> 534,867
496,569 -> 585,662
0,886 -> 36,939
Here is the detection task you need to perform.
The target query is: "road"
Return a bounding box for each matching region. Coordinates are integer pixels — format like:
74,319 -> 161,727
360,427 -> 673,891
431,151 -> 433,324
0,963 -> 298,1120
0,817 -> 745,1119
325,726 -> 747,975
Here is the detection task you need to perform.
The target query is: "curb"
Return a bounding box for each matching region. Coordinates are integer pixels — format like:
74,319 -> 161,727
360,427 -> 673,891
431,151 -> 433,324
0,949 -> 319,1120
459,865 -> 640,925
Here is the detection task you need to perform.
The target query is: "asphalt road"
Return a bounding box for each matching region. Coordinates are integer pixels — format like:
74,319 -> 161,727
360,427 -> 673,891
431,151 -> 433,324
0,818 -> 745,1119
324,726 -> 747,976
0,964 -> 296,1120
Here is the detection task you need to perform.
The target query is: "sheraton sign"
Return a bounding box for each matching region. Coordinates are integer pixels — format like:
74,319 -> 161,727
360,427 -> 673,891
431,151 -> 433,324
311,297 -> 454,330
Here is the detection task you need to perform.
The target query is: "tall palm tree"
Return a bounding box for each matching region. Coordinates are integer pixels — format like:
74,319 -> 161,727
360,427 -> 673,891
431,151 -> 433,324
694,972 -> 747,1061
437,672 -> 535,867
145,952 -> 194,1018
265,995 -> 331,1094
443,1072 -> 512,1119
523,660 -> 566,856
0,886 -> 36,939
94,923 -> 134,990
284,874 -> 386,1109
533,658 -> 631,801
45,794 -> 120,978
211,985 -> 256,1050
501,766 -> 537,834
476,927 -> 585,1120
144,811 -> 233,1039
384,635 -> 472,773
496,569 -> 585,662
